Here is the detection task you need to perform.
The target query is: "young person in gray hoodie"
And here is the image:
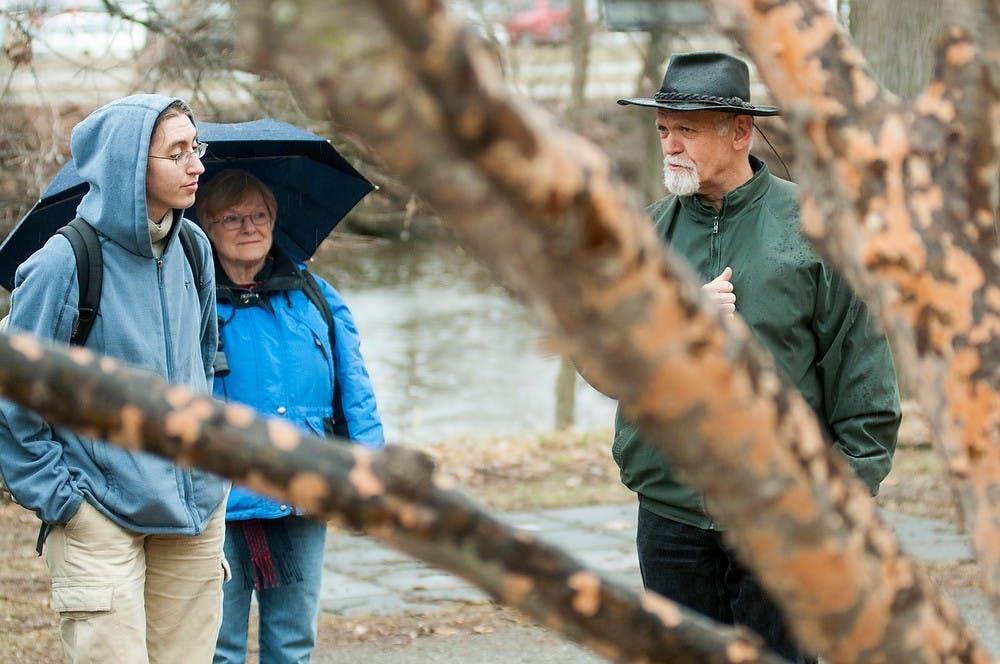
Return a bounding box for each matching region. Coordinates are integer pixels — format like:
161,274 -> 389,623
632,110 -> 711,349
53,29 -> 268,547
0,94 -> 228,663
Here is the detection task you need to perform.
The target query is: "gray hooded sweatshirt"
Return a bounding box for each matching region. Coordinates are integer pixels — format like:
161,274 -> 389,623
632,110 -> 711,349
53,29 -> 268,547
0,94 -> 226,534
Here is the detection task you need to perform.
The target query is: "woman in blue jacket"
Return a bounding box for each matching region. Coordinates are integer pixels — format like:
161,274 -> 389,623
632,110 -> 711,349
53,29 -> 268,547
196,169 -> 384,664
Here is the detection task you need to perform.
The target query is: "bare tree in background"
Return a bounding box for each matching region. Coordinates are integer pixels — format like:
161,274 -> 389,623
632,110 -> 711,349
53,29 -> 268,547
554,0 -> 593,431
850,0 -> 946,100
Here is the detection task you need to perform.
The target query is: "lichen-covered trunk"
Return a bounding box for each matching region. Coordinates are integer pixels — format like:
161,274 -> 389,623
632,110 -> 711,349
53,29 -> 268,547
0,332 -> 782,664
230,0 -> 994,661
707,0 -> 1000,621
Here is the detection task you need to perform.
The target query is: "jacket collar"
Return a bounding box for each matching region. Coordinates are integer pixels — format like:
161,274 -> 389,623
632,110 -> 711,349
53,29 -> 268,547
215,245 -> 309,308
677,155 -> 770,221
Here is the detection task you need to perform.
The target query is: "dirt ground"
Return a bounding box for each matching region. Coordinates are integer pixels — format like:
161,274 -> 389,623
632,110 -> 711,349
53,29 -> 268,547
0,400 -> 976,663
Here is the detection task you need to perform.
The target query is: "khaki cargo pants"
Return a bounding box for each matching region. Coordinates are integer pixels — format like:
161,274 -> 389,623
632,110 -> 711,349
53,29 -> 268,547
44,500 -> 228,664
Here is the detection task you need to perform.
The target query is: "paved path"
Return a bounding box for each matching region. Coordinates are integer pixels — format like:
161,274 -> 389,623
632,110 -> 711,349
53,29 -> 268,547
316,503 -> 1000,662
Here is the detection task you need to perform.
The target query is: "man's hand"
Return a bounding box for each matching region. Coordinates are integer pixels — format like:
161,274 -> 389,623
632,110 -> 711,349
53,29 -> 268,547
702,266 -> 736,317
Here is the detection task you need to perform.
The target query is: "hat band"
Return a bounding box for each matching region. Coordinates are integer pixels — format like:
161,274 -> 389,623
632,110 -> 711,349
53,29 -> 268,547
654,91 -> 754,109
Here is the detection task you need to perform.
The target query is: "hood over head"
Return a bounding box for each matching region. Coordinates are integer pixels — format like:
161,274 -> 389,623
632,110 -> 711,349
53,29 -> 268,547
71,94 -> 193,256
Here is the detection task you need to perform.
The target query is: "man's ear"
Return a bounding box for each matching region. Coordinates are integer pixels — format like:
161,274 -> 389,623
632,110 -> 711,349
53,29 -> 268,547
732,115 -> 754,149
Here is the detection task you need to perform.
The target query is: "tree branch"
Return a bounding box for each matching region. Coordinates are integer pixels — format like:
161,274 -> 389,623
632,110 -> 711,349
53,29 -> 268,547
230,0 -> 992,660
706,0 -> 1000,618
0,331 -> 782,664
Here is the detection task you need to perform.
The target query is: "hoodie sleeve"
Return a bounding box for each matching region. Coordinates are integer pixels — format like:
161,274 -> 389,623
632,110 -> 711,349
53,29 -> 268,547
0,236 -> 86,523
812,263 -> 902,495
314,276 -> 384,448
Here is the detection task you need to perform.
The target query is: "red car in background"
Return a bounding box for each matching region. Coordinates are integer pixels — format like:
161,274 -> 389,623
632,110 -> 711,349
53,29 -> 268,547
500,0 -> 573,45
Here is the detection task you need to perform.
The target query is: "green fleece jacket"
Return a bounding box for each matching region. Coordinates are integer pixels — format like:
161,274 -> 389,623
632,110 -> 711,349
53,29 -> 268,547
612,157 -> 901,529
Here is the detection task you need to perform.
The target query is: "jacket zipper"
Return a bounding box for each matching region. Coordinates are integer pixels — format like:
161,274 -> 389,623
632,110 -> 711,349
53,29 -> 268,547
157,254 -> 193,515
711,215 -> 721,276
707,214 -> 721,528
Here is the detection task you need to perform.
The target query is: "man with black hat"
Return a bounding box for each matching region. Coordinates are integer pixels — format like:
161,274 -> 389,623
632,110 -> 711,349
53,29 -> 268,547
614,52 -> 901,661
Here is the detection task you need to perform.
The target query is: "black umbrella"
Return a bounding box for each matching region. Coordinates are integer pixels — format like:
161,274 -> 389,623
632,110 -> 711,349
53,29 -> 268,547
0,118 -> 374,291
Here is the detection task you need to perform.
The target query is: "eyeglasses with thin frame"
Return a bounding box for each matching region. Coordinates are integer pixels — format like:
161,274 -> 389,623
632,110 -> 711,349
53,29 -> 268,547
213,209 -> 272,231
148,142 -> 208,167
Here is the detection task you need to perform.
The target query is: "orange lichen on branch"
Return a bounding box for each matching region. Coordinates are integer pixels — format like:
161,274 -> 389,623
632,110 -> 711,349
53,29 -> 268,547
568,571 -> 602,616
781,545 -> 858,613
66,345 -> 93,366
163,385 -> 197,410
164,398 -> 216,447
944,371 -> 999,458
838,124 -> 881,164
637,346 -> 730,418
968,495 -> 1000,589
906,174 -> 942,233
914,82 -> 958,123
893,264 -> 978,353
108,403 -> 144,447
736,0 -> 845,115
849,66 -> 882,109
879,113 -> 911,167
699,397 -> 782,475
799,195 -> 825,239
828,159 -> 864,206
945,38 -> 976,66
727,639 -> 763,663
618,275 -> 693,344
266,418 -> 302,452
223,402 -> 257,428
394,502 -> 435,530
242,470 -> 288,502
836,585 -> 894,655
348,452 -> 384,498
287,471 -> 329,513
639,592 -> 683,627
502,573 -> 535,605
773,482 -> 820,523
900,242 -> 987,350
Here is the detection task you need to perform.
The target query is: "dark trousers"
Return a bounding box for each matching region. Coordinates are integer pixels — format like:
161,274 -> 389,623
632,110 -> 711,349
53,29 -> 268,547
636,506 -> 808,663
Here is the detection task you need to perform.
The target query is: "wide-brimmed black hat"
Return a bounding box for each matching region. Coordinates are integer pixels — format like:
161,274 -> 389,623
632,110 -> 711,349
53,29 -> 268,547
618,51 -> 780,117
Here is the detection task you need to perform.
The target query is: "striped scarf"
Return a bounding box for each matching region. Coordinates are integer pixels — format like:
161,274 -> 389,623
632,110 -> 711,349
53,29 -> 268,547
231,518 -> 304,591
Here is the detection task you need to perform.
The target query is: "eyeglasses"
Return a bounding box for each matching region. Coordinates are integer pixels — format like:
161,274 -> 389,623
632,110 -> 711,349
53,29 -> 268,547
213,210 -> 272,231
148,142 -> 208,167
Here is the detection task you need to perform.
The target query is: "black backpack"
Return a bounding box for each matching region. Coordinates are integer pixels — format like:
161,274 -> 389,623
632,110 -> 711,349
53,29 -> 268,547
57,217 -> 203,346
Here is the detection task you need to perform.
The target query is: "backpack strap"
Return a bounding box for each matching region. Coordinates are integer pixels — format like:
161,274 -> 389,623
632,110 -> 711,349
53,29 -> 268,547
35,218 -> 101,553
56,218 -> 102,346
177,221 -> 204,290
54,218 -> 202,346
34,219 -> 203,555
298,268 -> 349,439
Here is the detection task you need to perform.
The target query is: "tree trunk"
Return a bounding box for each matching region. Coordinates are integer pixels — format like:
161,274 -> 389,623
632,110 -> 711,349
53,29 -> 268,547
553,0 -> 593,431
708,0 -> 1000,625
850,0 -> 944,99
554,356 -> 577,430
636,29 -> 671,203
569,0 -> 590,112
231,1 -> 996,660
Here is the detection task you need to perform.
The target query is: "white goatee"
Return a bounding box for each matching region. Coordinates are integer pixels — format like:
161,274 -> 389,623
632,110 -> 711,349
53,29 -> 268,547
663,157 -> 700,196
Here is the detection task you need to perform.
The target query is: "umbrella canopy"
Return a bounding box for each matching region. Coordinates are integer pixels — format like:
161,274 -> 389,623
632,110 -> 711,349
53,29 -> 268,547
0,118 -> 374,292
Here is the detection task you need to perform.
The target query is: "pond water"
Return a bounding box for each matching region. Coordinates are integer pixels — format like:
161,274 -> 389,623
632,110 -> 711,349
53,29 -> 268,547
309,237 -> 617,445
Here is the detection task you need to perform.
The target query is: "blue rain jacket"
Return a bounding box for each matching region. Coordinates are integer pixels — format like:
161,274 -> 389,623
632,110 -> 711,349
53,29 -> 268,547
0,94 -> 227,533
213,248 -> 384,521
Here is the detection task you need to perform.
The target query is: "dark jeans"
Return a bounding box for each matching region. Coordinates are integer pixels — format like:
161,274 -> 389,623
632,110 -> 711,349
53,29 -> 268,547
636,507 -> 808,663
